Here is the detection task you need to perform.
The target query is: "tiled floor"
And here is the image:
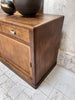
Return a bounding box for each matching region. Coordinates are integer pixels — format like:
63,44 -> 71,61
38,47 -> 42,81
0,62 -> 75,100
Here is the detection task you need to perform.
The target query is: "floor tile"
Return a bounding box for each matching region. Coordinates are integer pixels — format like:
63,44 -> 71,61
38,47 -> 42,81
11,74 -> 33,88
47,88 -> 70,100
55,69 -> 75,100
0,87 -> 7,97
16,92 -> 31,100
39,81 -> 53,96
0,69 -> 4,76
0,75 -> 9,85
4,97 -> 12,100
1,79 -> 15,92
32,90 -> 47,100
44,65 -> 62,85
5,69 -> 16,78
8,83 -> 25,100
0,87 -> 11,100
24,85 -> 38,97
11,74 -> 23,83
0,62 -> 75,100
0,94 -> 8,100
17,79 -> 31,88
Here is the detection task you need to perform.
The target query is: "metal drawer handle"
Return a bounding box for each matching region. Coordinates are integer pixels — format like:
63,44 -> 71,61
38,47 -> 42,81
10,30 -> 16,35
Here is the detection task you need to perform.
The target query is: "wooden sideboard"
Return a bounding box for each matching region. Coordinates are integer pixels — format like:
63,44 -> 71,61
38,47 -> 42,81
0,10 -> 64,88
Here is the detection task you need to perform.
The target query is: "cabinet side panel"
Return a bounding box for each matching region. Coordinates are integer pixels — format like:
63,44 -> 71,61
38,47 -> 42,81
34,17 -> 64,84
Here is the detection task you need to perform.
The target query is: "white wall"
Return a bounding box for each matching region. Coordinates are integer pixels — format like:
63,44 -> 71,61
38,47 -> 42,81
44,0 -> 75,72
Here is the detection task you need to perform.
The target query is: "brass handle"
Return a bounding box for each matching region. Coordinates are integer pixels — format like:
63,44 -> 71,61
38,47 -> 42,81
10,30 -> 16,35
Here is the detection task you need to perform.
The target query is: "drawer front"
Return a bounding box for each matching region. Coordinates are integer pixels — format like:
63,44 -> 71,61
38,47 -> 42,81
0,22 -> 30,43
0,33 -> 32,78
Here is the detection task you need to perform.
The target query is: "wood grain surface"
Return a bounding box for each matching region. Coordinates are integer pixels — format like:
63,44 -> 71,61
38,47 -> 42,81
0,9 -> 64,88
0,33 -> 32,78
0,22 -> 30,43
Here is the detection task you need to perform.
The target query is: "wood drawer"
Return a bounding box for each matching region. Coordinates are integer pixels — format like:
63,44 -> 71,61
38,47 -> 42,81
0,33 -> 32,78
0,22 -> 30,43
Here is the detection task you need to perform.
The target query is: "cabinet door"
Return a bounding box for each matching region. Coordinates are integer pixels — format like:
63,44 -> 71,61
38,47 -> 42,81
0,33 -> 32,78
